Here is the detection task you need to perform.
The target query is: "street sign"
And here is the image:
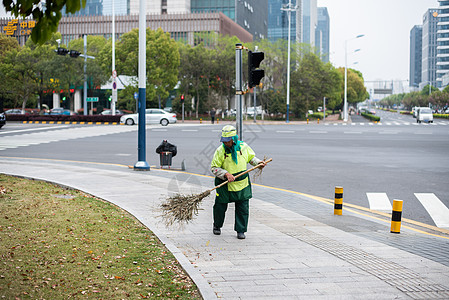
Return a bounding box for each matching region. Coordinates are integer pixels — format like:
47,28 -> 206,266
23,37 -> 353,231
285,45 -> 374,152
134,92 -> 138,100
112,81 -> 117,90
112,70 -> 117,78
86,97 -> 99,102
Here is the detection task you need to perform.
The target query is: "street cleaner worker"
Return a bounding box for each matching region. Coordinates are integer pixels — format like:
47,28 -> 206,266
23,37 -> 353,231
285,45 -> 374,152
210,125 -> 266,239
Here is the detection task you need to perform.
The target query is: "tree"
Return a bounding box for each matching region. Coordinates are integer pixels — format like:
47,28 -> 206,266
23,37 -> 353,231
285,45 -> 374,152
2,0 -> 86,44
337,67 -> 368,105
290,52 -> 343,117
178,42 -> 212,117
0,33 -> 19,58
99,28 -> 179,111
0,47 -> 38,111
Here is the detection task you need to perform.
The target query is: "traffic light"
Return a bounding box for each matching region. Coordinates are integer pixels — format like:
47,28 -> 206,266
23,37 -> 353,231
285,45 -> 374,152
181,94 -> 184,103
62,96 -> 66,101
56,47 -> 69,55
69,50 -> 81,58
248,51 -> 265,88
108,96 -> 112,102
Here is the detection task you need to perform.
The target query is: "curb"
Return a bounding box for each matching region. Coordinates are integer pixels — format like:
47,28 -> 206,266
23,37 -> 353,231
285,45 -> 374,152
21,121 -> 121,125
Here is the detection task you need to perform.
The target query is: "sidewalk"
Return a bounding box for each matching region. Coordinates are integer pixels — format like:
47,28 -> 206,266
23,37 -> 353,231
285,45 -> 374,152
1,157 -> 449,299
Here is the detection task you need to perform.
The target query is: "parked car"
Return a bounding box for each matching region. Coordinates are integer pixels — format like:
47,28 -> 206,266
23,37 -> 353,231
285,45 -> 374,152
120,108 -> 177,126
0,112 -> 5,128
5,109 -> 24,115
50,108 -> 71,115
416,107 -> 433,123
246,107 -> 264,117
100,109 -> 124,115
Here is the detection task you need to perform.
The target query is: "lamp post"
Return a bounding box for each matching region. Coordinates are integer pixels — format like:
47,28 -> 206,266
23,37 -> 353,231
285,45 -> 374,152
281,0 -> 296,123
344,34 -> 364,122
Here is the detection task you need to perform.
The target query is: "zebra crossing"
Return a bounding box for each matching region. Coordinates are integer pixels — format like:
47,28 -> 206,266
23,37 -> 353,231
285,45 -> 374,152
0,125 -> 138,151
324,121 -> 449,126
366,192 -> 449,229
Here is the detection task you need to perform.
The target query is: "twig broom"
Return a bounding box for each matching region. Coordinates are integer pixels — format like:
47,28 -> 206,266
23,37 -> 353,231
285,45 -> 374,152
160,158 -> 272,226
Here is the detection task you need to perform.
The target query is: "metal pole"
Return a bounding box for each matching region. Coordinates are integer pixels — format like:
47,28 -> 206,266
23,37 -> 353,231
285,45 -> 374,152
323,97 -> 326,122
344,40 -> 348,122
134,0 -> 149,170
83,35 -> 87,115
111,0 -> 116,116
253,86 -> 256,123
236,43 -> 243,140
286,0 -> 291,123
182,102 -> 184,123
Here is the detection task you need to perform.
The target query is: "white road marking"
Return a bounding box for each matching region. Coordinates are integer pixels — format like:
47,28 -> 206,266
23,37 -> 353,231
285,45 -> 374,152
276,130 -> 295,133
366,193 -> 392,212
414,193 -> 449,228
0,125 -> 71,135
344,131 -> 362,134
0,126 -> 137,151
379,131 -> 399,134
181,129 -> 198,132
151,129 -> 167,131
309,131 -> 328,134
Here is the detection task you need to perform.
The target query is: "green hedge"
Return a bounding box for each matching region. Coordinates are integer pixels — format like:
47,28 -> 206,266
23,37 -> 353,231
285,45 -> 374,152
361,112 -> 380,122
309,112 -> 330,119
434,114 -> 449,119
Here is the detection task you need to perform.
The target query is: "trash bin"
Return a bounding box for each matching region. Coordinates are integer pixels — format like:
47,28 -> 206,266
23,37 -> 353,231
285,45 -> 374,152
156,140 -> 177,168
160,151 -> 173,167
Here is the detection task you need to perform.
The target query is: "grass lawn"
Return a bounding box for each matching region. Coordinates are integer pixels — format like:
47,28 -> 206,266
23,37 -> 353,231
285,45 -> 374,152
0,174 -> 201,299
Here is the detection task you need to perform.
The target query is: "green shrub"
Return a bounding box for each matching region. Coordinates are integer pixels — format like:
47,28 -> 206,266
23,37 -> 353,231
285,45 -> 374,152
434,114 -> 449,119
361,112 -> 380,122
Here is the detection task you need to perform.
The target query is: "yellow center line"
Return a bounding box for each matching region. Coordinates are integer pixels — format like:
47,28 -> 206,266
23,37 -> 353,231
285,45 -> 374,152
1,156 -> 448,239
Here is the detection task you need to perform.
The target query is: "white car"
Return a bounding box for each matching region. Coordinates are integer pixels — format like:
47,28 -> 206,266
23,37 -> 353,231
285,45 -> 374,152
416,107 -> 433,123
120,109 -> 177,126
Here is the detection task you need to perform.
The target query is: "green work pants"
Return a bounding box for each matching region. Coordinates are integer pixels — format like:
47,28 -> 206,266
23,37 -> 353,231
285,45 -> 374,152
213,200 -> 249,233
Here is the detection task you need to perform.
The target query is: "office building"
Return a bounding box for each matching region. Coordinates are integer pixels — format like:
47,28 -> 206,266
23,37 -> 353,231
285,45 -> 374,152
410,25 -> 422,88
421,8 -> 439,89
191,0 -> 267,40
63,0 -> 103,16
267,0 -> 296,42
437,0 -> 449,88
0,12 -> 252,47
315,7 -> 329,62
302,0 -> 316,47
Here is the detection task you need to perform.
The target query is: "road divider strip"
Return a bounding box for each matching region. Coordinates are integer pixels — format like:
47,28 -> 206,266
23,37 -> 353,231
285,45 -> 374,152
22,121 -> 120,125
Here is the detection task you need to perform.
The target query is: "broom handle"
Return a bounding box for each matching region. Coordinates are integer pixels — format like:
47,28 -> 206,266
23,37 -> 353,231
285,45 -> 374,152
211,158 -> 272,191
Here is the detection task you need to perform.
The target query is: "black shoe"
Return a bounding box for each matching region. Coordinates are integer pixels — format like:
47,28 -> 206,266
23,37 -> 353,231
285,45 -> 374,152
213,225 -> 221,235
237,232 -> 246,239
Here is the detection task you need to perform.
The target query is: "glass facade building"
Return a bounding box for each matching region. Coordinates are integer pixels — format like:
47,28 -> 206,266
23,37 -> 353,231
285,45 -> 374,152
437,0 -> 449,87
63,0 -> 103,16
267,0 -> 296,42
421,9 -> 439,88
192,0 -> 268,40
410,25 -> 423,88
315,7 -> 329,62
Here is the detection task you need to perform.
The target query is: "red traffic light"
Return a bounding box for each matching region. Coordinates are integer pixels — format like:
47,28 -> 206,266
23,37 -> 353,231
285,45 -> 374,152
181,94 -> 184,102
69,89 -> 74,93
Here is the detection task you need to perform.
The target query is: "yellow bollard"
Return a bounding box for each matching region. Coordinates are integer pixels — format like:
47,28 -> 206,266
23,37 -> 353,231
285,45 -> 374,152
334,186 -> 343,215
200,118 -> 202,124
217,118 -> 219,124
390,199 -> 403,234
318,118 -> 320,124
307,119 -> 309,124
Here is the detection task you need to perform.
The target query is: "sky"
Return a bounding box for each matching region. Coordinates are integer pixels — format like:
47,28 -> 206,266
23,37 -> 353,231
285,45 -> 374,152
317,0 -> 438,84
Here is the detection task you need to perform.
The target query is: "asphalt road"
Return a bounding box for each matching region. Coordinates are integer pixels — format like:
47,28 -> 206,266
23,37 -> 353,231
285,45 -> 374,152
1,109 -> 448,227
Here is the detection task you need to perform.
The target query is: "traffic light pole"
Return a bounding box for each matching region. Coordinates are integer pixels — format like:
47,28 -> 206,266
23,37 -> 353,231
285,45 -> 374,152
235,43 -> 243,140
83,35 -> 87,116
